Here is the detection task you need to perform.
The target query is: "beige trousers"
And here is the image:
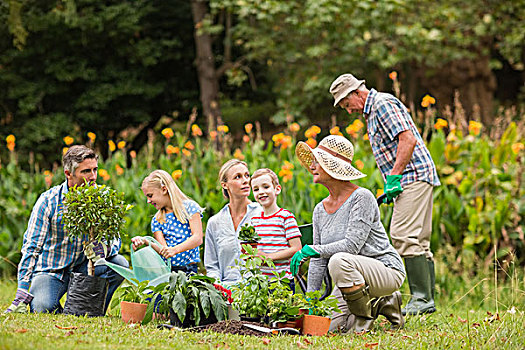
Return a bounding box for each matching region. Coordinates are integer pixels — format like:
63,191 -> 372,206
327,253 -> 405,331
390,181 -> 434,259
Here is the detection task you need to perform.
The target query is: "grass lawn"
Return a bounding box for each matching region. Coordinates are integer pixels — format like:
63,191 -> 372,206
1,257 -> 524,350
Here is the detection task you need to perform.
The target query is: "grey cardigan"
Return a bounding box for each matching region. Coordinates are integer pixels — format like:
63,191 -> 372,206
307,187 -> 405,292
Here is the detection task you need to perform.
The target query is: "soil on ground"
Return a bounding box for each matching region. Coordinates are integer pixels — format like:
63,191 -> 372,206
197,320 -> 270,337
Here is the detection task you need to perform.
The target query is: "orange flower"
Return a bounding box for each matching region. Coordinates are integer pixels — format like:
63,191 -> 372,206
282,161 -> 294,171
243,135 -> 250,143
389,71 -> 397,81
244,123 -> 253,134
330,126 -> 343,136
305,125 -> 321,139
98,169 -> 110,181
130,150 -> 137,159
468,120 -> 482,136
166,145 -> 179,155
272,132 -> 285,145
161,127 -> 174,139
217,125 -> 229,133
278,168 -> 293,183
434,118 -> 448,130
6,134 -> 15,143
182,149 -> 191,157
63,136 -> 74,146
421,94 -> 436,108
354,159 -> 364,170
191,124 -> 203,137
233,148 -> 245,160
306,138 -> 317,148
115,164 -> 124,175
62,147 -> 69,155
7,142 -> 15,152
280,135 -> 293,149
511,142 -> 524,154
289,122 -> 300,133
363,133 -> 369,141
172,169 -> 182,180
108,140 -> 116,152
184,141 -> 195,150
117,141 -> 126,149
87,132 -> 96,142
209,131 -> 217,140
376,189 -> 384,197
44,170 -> 53,187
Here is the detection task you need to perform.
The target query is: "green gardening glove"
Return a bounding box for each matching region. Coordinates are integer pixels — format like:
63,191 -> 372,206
290,245 -> 320,276
383,175 -> 403,204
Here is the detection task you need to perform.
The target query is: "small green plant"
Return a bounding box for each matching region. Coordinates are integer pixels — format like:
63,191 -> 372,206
110,279 -> 151,308
238,223 -> 260,243
267,273 -> 304,323
143,272 -> 228,326
63,183 -> 132,275
303,290 -> 340,317
231,245 -> 273,318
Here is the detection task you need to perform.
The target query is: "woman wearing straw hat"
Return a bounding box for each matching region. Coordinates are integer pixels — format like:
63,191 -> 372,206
291,135 -> 406,333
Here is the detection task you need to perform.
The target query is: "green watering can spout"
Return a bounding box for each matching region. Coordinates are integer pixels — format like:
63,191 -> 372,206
96,236 -> 171,286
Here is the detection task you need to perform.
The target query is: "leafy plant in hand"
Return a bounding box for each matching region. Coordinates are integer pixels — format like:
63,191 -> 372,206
303,290 -> 340,317
238,223 -> 260,243
62,182 -> 132,275
142,272 -> 228,326
231,245 -> 274,318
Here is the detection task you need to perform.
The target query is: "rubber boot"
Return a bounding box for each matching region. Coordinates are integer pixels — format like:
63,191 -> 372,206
342,285 -> 375,332
428,258 -> 436,302
375,291 -> 404,330
402,255 -> 436,315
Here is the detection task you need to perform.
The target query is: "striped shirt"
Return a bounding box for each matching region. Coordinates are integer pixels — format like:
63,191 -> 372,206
363,89 -> 440,187
252,208 -> 301,279
17,181 -> 122,291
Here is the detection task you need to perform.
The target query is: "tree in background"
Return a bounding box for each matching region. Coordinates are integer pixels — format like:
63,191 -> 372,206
0,0 -> 199,166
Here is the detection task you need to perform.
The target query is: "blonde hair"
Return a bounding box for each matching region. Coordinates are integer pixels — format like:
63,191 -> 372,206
250,168 -> 280,187
142,169 -> 191,224
218,159 -> 249,199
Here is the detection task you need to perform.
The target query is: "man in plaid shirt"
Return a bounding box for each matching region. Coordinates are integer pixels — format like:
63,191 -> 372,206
5,145 -> 128,314
329,74 -> 440,315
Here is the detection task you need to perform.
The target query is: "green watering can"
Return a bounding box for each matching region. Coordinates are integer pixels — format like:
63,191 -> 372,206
96,236 -> 171,286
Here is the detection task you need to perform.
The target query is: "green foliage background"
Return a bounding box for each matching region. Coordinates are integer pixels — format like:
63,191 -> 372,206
0,113 -> 523,277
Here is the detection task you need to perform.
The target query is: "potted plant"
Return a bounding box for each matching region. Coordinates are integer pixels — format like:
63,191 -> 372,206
301,290 -> 340,336
268,275 -> 303,328
231,247 -> 273,322
238,223 -> 260,253
110,279 -> 151,323
143,271 -> 228,327
62,183 -> 132,317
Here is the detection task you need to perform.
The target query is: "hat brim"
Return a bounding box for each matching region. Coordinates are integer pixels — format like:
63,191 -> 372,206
295,142 -> 366,181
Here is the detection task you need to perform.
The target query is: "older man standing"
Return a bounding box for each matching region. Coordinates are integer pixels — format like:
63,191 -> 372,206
5,145 -> 128,314
329,74 -> 440,315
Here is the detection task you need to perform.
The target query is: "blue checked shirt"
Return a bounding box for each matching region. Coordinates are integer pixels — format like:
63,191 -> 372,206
17,181 -> 122,291
363,89 -> 440,187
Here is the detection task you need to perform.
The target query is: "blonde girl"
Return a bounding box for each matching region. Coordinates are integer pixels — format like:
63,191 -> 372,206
131,169 -> 204,274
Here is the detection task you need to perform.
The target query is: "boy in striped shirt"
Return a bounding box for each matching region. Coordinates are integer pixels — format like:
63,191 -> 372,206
250,168 -> 302,290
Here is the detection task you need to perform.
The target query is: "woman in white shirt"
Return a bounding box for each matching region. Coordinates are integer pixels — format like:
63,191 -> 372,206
204,159 -> 261,284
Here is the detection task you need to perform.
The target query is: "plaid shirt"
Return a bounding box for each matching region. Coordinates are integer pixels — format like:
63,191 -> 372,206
18,181 -> 122,291
363,89 -> 440,187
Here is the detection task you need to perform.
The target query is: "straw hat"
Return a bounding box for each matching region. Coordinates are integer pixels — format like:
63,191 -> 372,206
295,135 -> 366,181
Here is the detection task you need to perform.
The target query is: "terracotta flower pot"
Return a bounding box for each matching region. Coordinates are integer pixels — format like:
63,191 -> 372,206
276,320 -> 300,329
120,301 -> 147,323
301,314 -> 331,336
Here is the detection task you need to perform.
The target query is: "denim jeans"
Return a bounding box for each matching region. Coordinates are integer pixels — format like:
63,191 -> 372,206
171,264 -> 198,276
29,254 -> 128,314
